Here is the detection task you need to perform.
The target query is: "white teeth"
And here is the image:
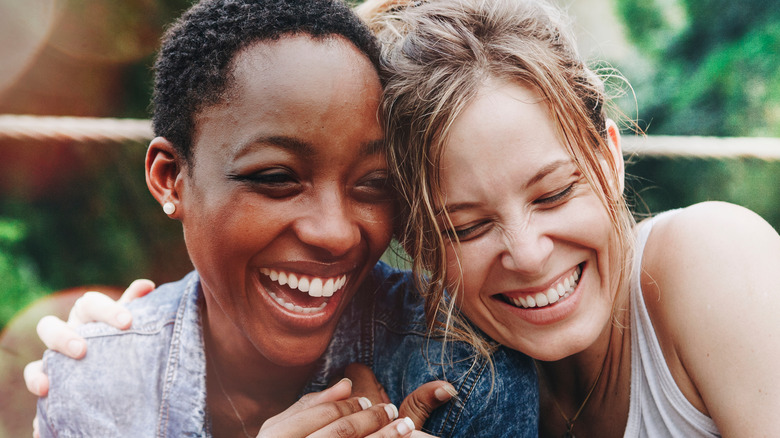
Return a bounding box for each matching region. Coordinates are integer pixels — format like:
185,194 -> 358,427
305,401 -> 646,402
288,274 -> 298,289
323,279 -> 335,297
268,292 -> 327,314
309,278 -> 323,297
261,270 -> 349,299
505,265 -> 582,310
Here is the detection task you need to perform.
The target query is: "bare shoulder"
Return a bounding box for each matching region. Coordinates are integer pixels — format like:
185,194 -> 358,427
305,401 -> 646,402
639,200 -> 780,336
639,202 -> 780,432
642,201 -> 779,279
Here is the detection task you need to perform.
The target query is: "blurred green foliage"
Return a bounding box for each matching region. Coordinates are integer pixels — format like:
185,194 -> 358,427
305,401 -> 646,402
0,143 -> 191,329
613,0 -> 780,231
0,219 -> 49,328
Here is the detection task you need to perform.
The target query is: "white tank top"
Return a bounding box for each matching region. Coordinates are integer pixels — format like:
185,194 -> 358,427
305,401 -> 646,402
624,211 -> 721,437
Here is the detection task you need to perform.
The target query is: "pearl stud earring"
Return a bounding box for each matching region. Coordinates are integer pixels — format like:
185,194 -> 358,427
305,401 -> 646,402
163,202 -> 176,215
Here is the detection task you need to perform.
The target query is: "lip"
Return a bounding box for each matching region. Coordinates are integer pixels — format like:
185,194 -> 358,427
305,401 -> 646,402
250,265 -> 358,331
493,263 -> 586,325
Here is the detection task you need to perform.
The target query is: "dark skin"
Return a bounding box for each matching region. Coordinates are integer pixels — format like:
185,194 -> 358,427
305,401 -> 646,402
29,35 -> 456,438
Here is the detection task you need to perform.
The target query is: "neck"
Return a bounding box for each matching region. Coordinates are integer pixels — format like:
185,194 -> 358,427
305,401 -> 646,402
201,297 -> 318,436
537,301 -> 632,438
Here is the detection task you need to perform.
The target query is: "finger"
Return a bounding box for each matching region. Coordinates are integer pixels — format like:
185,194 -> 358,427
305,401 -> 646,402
345,362 -> 388,405
259,396 -> 371,437
24,360 -> 49,397
399,381 -> 457,429
68,291 -> 132,329
366,417 -> 418,438
117,279 -> 155,304
33,415 -> 39,438
260,378 -> 354,429
307,403 -> 400,438
36,316 -> 86,359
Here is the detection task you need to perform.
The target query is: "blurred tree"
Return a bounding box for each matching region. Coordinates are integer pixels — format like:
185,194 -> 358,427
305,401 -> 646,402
615,0 -> 780,136
0,218 -> 48,328
612,0 -> 780,232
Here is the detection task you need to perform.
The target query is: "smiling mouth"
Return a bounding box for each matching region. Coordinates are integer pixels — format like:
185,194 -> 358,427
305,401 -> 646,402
502,264 -> 582,309
259,268 -> 349,314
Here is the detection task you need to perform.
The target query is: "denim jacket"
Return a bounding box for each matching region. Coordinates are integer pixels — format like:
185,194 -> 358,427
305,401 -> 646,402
38,262 -> 537,437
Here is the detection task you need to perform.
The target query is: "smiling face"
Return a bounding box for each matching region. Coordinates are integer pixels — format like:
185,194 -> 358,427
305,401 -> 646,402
176,35 -> 393,367
438,78 -> 621,361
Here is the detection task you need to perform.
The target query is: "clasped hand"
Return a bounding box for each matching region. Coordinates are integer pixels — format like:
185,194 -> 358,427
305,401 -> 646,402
25,281 -> 452,438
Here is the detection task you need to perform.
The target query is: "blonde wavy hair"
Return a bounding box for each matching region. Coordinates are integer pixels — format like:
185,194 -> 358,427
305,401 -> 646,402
359,0 -> 636,360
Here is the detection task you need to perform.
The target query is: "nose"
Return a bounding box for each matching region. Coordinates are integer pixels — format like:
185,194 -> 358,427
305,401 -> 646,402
294,192 -> 361,258
499,220 -> 553,275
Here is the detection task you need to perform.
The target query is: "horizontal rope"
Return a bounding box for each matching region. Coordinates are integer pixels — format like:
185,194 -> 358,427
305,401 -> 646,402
1,114 -> 779,160
0,114 -> 152,143
622,135 -> 780,160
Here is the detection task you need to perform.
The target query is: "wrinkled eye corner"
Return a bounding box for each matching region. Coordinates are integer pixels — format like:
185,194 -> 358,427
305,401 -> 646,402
536,183 -> 575,205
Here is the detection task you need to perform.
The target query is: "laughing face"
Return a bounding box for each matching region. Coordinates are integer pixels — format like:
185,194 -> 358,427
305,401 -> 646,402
437,78 -> 621,361
175,35 -> 393,367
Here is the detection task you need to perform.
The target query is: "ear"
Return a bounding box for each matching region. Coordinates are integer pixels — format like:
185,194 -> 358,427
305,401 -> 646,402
604,119 -> 625,194
146,137 -> 186,219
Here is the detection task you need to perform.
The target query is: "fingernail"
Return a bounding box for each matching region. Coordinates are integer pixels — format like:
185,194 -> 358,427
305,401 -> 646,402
358,397 -> 372,410
384,403 -> 398,420
68,339 -> 85,357
32,378 -> 42,395
339,377 -> 352,387
116,312 -> 131,327
396,417 -> 415,435
434,384 -> 458,401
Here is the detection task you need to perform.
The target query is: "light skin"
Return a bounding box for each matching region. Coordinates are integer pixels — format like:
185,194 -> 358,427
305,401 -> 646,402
28,34 -> 449,438
437,76 -> 780,436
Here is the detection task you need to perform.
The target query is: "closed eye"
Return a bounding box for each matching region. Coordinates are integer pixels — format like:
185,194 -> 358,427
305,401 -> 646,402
229,168 -> 301,198
535,183 -> 575,205
353,171 -> 394,203
445,220 -> 493,241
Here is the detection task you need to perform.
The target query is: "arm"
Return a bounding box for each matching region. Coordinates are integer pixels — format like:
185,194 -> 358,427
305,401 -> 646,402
642,202 -> 780,436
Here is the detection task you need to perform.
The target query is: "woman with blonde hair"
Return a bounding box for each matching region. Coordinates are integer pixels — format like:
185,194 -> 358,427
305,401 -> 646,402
362,0 -> 780,435
27,0 -> 780,436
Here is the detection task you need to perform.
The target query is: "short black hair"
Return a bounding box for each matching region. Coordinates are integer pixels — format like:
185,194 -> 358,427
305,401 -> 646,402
152,0 -> 380,163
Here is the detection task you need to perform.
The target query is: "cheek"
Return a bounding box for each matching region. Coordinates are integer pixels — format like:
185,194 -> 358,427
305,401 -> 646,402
360,204 -> 395,253
444,241 -> 491,304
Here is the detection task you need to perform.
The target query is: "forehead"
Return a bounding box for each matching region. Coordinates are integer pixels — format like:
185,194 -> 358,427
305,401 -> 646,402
442,79 -> 569,175
191,34 -> 384,162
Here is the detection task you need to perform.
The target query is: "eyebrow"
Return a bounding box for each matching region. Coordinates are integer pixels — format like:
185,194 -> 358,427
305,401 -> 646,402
441,158 -> 573,215
235,136 -> 384,157
523,158 -> 572,189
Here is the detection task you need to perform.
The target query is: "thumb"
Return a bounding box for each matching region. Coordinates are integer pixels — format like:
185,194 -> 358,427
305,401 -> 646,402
399,381 -> 458,429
